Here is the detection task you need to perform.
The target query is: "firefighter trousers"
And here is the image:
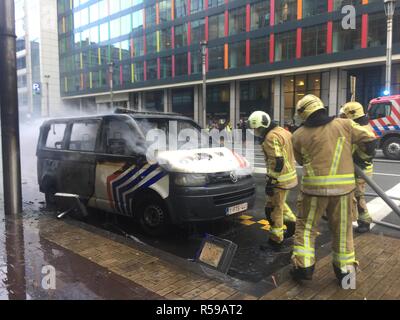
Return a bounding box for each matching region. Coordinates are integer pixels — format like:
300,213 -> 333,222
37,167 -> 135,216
266,189 -> 297,244
292,192 -> 357,272
354,178 -> 373,224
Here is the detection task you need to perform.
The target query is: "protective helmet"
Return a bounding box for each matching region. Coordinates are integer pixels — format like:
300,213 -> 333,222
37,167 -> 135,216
340,101 -> 365,120
296,94 -> 325,121
247,111 -> 272,129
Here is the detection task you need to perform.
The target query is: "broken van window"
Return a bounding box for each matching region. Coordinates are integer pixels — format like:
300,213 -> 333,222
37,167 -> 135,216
68,122 -> 100,152
45,123 -> 66,149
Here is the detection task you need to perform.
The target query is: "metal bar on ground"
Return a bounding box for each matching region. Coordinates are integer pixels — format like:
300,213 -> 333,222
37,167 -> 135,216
373,220 -> 400,231
355,165 -> 400,219
0,0 -> 23,216
364,193 -> 400,201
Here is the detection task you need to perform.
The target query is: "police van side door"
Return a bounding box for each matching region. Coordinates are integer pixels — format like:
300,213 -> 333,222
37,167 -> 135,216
94,116 -> 148,215
60,119 -> 101,201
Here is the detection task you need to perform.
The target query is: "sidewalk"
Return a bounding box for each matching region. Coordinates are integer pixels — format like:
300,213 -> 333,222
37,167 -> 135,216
1,206 -> 400,300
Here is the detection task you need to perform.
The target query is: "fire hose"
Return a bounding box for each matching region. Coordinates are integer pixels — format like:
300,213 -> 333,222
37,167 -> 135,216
355,165 -> 400,230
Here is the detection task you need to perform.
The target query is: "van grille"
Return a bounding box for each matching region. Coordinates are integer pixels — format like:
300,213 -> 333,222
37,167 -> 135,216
208,173 -> 252,185
213,188 -> 255,206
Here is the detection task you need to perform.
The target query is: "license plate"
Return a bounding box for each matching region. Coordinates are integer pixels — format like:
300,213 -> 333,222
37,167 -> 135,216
226,203 -> 248,216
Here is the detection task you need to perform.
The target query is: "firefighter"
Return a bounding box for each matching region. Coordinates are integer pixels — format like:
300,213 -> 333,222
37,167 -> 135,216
291,95 -> 377,284
340,102 -> 374,233
248,111 -> 298,251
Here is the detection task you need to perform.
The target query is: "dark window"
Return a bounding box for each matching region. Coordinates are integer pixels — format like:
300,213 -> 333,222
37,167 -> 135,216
229,41 -> 246,69
208,0 -> 224,9
175,0 -> 187,18
251,1 -> 271,30
175,52 -> 188,76
146,32 -> 157,54
105,120 -> 139,155
209,13 -> 225,40
147,59 -> 158,80
229,6 -> 246,36
175,24 -> 188,48
160,28 -> 172,51
145,5 -> 157,28
191,0 -> 204,14
333,17 -> 362,52
45,123 -> 67,149
368,13 -> 387,47
208,45 -> 224,71
302,24 -> 327,57
191,19 -> 205,45
69,122 -> 100,152
160,56 -> 172,79
275,30 -> 297,61
303,0 -> 328,18
369,103 -> 392,120
275,0 -> 297,24
159,0 -> 172,23
251,37 -> 269,65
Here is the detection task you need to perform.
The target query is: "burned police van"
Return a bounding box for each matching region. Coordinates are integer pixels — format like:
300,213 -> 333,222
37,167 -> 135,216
36,110 -> 256,235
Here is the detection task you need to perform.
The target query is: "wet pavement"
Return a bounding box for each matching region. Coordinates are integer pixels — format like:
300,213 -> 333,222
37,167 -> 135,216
0,121 -> 398,300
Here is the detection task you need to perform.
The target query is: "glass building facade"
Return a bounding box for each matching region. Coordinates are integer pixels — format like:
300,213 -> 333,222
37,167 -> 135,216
58,0 -> 400,123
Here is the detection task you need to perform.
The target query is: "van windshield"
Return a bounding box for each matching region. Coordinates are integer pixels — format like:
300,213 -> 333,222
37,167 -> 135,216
135,118 -> 207,150
369,102 -> 392,120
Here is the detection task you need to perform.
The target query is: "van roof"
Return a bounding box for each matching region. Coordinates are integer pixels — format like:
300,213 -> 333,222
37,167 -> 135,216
370,95 -> 400,104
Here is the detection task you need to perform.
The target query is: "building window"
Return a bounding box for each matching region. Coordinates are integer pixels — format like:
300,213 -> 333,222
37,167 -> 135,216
175,24 -> 188,48
251,1 -> 271,30
146,31 -> 158,54
132,9 -> 144,32
368,13 -> 387,47
302,24 -> 327,57
145,5 -> 157,28
191,19 -> 205,46
133,61 -> 144,82
159,0 -> 172,23
209,13 -> 225,40
175,53 -> 188,76
160,28 -> 172,51
332,17 -> 362,52
160,56 -> 172,79
333,0 -> 362,11
191,0 -> 204,14
275,0 -> 297,24
229,6 -> 247,36
251,37 -> 269,65
208,45 -> 224,71
132,35 -> 144,57
147,59 -> 158,80
208,0 -> 224,9
275,30 -> 297,62
145,91 -> 164,112
175,0 -> 187,18
303,0 -> 328,18
190,50 -> 202,74
172,88 -> 194,119
240,79 -> 272,119
229,41 -> 246,69
207,84 -> 230,124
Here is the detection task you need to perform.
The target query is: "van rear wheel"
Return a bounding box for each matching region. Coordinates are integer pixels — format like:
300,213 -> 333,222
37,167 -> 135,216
137,196 -> 170,237
382,137 -> 400,160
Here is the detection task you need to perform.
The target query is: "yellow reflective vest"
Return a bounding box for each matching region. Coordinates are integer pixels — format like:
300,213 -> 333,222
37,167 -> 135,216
292,118 -> 376,196
262,126 -> 298,190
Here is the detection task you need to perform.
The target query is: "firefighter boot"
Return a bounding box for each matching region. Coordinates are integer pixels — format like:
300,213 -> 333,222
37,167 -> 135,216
355,220 -> 370,234
333,264 -> 356,287
290,265 -> 315,282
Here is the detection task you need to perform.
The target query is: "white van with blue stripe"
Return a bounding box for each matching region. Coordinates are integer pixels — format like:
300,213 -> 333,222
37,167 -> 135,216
37,111 -> 256,235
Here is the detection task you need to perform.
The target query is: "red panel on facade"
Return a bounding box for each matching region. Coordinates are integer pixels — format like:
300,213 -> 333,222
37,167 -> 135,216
328,0 -> 333,12
327,21 -> 333,53
270,34 -> 275,63
362,14 -> 368,48
246,4 -> 251,32
205,16 -> 209,41
225,11 -> 229,37
188,22 -> 192,45
296,28 -> 302,59
270,0 -> 275,26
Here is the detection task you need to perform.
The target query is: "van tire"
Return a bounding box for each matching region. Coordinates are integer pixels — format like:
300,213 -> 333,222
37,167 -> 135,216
137,196 -> 170,237
382,137 -> 400,160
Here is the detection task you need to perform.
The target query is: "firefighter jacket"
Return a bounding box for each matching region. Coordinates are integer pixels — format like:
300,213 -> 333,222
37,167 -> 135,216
292,118 -> 376,196
262,126 -> 298,190
353,123 -> 375,177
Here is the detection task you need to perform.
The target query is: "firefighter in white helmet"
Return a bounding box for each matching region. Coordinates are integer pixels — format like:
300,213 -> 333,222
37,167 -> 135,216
248,111 -> 298,251
340,102 -> 374,233
291,95 -> 377,284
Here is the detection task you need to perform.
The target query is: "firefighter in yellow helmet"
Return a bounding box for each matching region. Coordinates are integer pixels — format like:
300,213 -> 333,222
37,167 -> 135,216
248,111 -> 298,251
291,95 -> 377,284
340,102 -> 374,233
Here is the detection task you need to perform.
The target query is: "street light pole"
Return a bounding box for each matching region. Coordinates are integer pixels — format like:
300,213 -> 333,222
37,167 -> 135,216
44,75 -> 50,117
384,0 -> 396,96
0,0 -> 23,215
108,62 -> 115,110
200,41 -> 207,129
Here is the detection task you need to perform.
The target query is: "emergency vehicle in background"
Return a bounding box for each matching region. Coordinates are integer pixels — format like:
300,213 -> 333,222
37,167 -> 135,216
368,95 -> 400,160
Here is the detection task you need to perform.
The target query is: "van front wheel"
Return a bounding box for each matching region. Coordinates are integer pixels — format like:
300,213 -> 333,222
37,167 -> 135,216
137,197 -> 169,237
382,137 -> 400,160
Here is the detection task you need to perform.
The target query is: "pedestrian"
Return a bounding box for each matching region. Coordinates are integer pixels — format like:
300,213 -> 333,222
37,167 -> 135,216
340,101 -> 374,233
247,111 -> 298,251
291,94 -> 377,284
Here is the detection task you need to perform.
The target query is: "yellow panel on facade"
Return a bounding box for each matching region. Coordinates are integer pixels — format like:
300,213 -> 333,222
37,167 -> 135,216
131,64 -> 135,83
156,31 -> 160,53
80,53 -> 83,69
89,72 -> 93,89
98,48 -> 101,65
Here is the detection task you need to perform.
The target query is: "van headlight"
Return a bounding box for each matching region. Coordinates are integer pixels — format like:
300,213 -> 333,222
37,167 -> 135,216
174,173 -> 208,187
